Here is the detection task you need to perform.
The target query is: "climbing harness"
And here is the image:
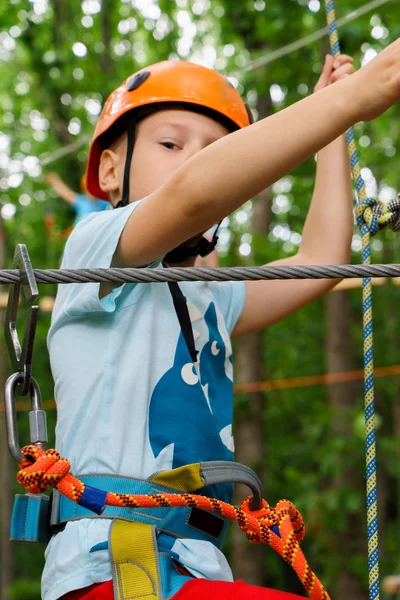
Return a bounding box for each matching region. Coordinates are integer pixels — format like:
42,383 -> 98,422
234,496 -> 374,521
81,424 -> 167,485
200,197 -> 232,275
4,244 -> 330,600
17,446 -> 329,600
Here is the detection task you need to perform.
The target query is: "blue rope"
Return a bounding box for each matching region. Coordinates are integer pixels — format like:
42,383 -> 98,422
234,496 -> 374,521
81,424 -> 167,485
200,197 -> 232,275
324,2 -> 380,598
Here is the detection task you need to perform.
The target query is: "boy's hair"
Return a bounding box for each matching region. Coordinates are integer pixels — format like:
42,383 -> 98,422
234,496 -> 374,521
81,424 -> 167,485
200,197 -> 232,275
85,61 -> 253,201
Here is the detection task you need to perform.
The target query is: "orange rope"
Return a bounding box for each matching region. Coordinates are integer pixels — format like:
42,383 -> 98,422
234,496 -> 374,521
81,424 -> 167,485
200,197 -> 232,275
235,363 -> 400,393
17,445 -> 330,600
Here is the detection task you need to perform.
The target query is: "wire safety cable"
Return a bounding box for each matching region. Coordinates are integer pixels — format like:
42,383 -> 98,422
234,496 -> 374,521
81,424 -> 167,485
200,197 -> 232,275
233,0 -> 393,76
2,262 -> 400,285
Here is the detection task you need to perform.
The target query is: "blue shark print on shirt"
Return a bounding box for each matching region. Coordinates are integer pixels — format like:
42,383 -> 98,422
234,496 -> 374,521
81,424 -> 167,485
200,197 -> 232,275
199,302 -> 234,447
148,302 -> 234,500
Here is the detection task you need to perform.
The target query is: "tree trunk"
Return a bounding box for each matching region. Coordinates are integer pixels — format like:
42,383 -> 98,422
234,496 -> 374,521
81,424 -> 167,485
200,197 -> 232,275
231,331 -> 266,584
231,93 -> 273,585
325,291 -> 366,599
0,219 -> 13,600
393,388 -> 400,550
0,393 -> 13,600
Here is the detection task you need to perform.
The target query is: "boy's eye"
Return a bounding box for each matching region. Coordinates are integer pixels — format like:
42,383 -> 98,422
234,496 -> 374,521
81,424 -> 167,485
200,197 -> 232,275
160,141 -> 179,150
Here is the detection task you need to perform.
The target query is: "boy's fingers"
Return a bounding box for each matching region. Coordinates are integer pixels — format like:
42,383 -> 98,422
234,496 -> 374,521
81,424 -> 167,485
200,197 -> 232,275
319,55 -> 334,84
331,72 -> 351,84
323,54 -> 335,71
333,54 -> 354,68
330,63 -> 356,82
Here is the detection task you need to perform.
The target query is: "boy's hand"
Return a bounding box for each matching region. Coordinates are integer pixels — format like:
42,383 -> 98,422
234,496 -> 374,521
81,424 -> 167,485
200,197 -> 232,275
314,40 -> 400,122
314,54 -> 355,92
354,38 -> 400,121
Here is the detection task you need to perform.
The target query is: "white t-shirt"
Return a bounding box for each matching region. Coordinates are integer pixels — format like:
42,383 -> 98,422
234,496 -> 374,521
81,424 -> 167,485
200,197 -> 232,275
43,202 -> 246,600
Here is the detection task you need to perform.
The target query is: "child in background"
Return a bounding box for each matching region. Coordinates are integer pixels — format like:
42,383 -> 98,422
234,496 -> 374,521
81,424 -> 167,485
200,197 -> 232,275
44,172 -> 109,225
45,42 -> 400,600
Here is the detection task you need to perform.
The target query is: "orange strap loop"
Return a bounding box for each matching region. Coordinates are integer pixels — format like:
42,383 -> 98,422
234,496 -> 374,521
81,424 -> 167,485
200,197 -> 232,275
17,445 -> 330,600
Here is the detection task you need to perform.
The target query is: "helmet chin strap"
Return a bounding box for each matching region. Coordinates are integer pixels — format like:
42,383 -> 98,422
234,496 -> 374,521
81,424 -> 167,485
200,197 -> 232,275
164,225 -> 220,264
115,115 -> 219,263
115,117 -> 136,209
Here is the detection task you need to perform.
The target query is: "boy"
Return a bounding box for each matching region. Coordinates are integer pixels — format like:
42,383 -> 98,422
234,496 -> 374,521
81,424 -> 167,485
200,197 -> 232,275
46,44 -> 400,600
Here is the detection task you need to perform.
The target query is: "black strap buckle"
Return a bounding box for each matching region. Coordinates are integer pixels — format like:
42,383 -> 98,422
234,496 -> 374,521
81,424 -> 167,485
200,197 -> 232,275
198,232 -> 219,257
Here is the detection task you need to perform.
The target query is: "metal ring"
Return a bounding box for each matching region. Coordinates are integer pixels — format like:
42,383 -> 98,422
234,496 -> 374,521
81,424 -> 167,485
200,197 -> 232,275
4,372 -> 44,464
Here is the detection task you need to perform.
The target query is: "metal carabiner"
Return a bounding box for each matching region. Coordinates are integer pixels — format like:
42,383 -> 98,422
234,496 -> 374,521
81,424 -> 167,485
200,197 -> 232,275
4,372 -> 48,464
4,244 -> 39,396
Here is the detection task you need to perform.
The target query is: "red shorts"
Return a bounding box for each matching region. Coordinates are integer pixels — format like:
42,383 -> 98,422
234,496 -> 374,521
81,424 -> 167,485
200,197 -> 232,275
61,579 -> 304,599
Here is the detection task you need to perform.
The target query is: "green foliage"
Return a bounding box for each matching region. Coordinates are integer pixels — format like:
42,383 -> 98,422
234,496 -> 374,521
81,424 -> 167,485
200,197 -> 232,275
1,0 -> 400,597
8,578 -> 41,600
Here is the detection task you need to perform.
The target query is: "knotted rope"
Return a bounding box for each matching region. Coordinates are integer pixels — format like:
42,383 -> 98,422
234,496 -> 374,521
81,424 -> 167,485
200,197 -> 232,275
18,445 -> 330,600
356,196 -> 400,236
324,1 -> 399,598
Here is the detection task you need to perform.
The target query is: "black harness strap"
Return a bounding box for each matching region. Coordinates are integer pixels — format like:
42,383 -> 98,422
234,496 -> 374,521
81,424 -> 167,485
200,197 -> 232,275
167,281 -> 198,363
164,223 -> 221,264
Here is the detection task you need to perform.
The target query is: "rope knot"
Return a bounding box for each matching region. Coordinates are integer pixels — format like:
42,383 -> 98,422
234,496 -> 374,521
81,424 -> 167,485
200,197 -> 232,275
356,195 -> 400,236
239,496 -> 277,543
13,449 -> 330,599
17,445 -> 71,494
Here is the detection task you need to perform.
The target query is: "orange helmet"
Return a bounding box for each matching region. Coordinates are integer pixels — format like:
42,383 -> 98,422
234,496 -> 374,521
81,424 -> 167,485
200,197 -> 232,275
80,174 -> 87,194
86,60 -> 252,200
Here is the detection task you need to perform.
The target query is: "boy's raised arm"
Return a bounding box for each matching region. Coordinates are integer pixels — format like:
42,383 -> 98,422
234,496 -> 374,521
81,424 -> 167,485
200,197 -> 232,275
115,39 -> 400,268
232,57 -> 355,337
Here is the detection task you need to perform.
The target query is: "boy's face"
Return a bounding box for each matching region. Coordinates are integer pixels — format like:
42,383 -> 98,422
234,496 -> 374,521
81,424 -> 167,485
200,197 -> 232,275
100,108 -> 230,205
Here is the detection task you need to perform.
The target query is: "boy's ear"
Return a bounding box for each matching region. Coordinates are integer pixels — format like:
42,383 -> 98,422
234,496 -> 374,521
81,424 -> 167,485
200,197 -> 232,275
98,149 -> 121,199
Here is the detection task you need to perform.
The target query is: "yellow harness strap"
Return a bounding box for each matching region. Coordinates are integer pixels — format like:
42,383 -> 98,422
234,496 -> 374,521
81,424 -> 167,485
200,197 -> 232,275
108,465 -> 205,599
150,463 -> 204,492
110,520 -> 161,600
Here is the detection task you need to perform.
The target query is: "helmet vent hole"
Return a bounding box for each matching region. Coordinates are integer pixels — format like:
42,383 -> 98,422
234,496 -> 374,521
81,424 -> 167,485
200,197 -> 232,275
126,70 -> 151,91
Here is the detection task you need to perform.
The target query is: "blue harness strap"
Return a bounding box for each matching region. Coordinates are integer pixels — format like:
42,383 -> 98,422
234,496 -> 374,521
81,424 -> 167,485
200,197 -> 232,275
10,475 -> 229,548
10,461 -> 263,547
54,475 -> 229,547
10,475 -> 228,599
10,493 -> 51,543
